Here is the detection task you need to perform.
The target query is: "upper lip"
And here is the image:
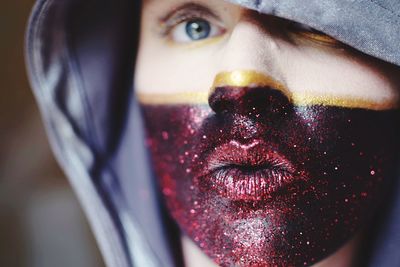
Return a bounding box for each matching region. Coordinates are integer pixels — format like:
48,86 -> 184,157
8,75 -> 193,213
196,139 -> 301,201
207,140 -> 295,172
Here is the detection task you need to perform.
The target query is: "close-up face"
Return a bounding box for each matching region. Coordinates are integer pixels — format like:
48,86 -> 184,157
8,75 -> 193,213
135,0 -> 400,266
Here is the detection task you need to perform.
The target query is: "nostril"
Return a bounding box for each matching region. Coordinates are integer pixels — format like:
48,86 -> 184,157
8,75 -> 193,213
209,97 -> 231,114
256,89 -> 293,117
209,86 -> 242,114
208,86 -> 293,118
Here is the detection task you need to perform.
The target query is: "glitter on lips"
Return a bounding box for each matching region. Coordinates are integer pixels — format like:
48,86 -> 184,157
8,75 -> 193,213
139,84 -> 400,266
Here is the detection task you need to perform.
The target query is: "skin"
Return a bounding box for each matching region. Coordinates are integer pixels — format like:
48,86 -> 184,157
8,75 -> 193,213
135,0 -> 400,266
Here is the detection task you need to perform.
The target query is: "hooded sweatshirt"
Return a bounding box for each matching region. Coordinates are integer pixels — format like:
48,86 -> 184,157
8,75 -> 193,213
25,0 -> 400,266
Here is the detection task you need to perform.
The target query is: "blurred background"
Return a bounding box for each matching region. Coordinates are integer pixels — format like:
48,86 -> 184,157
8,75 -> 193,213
0,1 -> 105,266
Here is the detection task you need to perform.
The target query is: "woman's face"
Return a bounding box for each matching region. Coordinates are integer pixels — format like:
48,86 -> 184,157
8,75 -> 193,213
135,0 -> 400,266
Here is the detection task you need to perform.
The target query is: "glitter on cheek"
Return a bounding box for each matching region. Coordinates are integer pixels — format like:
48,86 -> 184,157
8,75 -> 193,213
140,86 -> 400,267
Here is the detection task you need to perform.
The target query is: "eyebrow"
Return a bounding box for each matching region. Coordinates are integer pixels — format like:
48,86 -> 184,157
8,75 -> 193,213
158,2 -> 220,24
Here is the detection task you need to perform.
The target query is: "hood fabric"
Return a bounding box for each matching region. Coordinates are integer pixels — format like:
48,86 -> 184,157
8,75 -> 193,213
25,0 -> 400,266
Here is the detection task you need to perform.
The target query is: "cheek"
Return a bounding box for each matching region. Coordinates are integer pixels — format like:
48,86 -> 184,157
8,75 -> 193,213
135,40 -> 221,95
140,103 -> 400,267
279,44 -> 400,104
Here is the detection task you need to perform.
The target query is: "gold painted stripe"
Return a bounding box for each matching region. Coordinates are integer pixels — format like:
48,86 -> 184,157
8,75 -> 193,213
137,92 -> 209,105
291,93 -> 399,110
136,91 -> 398,110
211,70 -> 290,96
137,70 -> 399,110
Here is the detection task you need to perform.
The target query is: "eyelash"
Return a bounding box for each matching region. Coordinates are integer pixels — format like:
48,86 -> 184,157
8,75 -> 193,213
160,13 -> 224,43
159,10 -> 341,47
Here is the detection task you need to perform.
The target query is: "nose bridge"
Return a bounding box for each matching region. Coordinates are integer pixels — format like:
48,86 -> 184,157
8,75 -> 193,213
217,19 -> 279,74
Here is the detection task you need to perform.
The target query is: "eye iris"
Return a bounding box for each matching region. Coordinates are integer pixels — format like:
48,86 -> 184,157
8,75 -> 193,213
185,19 -> 211,41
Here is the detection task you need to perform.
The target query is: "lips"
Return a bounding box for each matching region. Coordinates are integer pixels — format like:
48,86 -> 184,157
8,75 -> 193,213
196,139 -> 304,201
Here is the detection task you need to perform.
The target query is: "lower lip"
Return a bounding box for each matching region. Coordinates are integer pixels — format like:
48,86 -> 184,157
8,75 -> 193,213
202,166 -> 296,201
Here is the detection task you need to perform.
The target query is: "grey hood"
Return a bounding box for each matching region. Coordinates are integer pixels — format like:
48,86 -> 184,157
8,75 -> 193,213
25,0 -> 400,266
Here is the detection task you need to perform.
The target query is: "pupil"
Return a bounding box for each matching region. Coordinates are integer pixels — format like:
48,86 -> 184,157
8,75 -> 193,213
186,19 -> 211,41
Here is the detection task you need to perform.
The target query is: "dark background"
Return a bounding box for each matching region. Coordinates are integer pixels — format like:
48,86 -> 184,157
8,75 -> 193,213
0,1 -> 105,266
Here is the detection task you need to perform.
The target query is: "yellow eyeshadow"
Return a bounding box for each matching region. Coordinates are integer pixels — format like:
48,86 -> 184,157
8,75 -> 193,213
296,31 -> 342,46
165,35 -> 225,49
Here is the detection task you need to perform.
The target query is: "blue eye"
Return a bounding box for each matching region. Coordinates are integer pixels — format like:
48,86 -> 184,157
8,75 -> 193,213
185,19 -> 211,40
169,18 -> 225,44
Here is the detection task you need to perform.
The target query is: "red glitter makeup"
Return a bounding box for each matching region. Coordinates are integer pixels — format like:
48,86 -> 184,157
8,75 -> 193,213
139,86 -> 400,266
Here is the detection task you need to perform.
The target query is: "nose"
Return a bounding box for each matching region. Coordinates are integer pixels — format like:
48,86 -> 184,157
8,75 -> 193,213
208,71 -> 292,119
208,15 -> 290,118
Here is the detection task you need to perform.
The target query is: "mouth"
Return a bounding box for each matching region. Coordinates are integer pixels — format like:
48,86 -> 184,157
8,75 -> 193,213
196,140 -> 303,201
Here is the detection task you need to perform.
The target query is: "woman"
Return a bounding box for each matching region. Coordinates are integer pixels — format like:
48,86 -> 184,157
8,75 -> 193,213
26,0 -> 400,266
